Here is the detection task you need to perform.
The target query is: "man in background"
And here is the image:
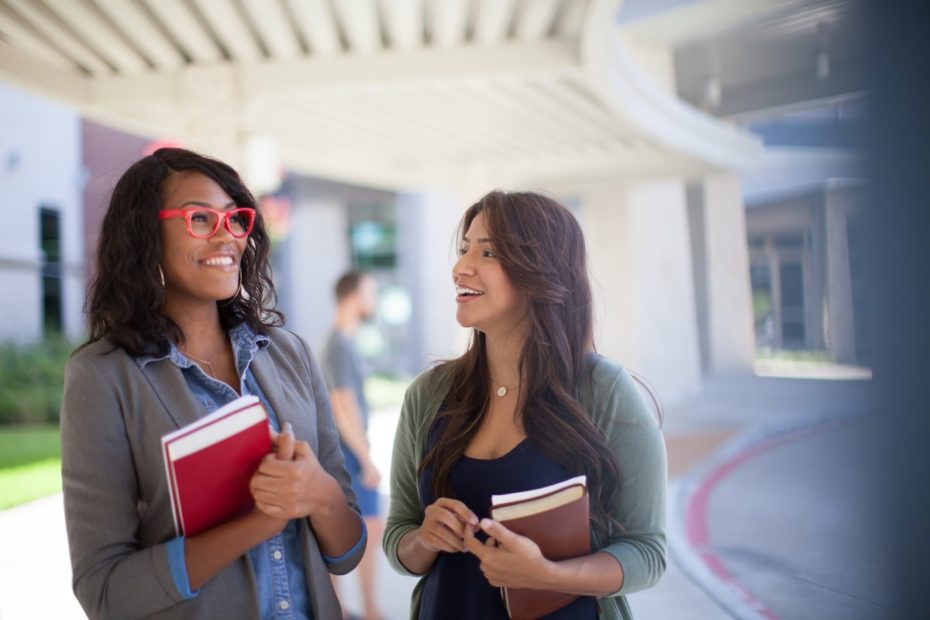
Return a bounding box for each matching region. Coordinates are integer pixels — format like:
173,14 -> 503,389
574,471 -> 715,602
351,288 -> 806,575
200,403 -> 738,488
322,271 -> 383,620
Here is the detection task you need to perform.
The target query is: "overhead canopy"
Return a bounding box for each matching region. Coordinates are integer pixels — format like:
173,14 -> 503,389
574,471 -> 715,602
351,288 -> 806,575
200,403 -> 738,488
0,0 -> 761,190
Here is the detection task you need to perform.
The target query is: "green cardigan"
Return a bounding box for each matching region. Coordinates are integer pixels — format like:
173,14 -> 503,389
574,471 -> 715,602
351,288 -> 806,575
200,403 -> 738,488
382,355 -> 667,619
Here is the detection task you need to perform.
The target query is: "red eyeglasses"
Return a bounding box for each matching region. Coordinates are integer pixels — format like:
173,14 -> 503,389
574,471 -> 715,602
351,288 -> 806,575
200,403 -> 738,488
159,207 -> 256,239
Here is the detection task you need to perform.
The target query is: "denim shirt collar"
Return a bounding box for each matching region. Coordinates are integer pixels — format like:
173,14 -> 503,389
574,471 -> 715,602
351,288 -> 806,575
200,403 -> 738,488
135,323 -> 270,372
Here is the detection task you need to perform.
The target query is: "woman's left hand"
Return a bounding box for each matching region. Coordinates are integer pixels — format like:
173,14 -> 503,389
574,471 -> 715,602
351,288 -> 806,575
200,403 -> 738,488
464,519 -> 554,589
250,425 -> 337,520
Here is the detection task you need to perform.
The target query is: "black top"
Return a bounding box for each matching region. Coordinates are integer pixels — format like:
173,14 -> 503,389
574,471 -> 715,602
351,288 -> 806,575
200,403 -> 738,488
417,418 -> 598,619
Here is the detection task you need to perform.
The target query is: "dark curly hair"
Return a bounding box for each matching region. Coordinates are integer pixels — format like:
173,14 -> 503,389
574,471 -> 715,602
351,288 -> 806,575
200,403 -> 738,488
83,147 -> 283,356
419,190 -> 623,540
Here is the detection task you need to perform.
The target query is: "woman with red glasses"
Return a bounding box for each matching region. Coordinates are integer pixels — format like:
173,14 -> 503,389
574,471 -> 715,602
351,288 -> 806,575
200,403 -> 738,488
60,148 -> 365,619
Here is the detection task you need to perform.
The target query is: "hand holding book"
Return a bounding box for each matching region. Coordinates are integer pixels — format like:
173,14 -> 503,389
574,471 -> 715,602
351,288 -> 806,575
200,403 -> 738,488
463,518 -> 552,588
464,475 -> 591,619
251,422 -> 336,521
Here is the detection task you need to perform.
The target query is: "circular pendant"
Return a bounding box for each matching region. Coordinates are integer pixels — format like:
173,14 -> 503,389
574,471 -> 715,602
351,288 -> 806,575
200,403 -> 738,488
497,386 -> 507,397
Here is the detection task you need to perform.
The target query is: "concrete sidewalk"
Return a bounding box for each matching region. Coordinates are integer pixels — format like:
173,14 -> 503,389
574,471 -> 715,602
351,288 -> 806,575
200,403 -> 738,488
0,369 -> 878,619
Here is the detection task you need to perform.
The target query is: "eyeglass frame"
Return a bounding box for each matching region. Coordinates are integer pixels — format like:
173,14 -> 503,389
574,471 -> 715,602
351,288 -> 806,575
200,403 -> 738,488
159,207 -> 257,239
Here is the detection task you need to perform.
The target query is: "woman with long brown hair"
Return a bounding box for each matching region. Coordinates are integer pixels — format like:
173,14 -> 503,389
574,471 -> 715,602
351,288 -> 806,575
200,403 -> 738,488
384,190 -> 666,619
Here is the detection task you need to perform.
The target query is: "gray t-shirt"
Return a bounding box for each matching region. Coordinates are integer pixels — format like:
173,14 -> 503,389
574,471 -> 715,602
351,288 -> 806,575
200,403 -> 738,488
321,330 -> 370,430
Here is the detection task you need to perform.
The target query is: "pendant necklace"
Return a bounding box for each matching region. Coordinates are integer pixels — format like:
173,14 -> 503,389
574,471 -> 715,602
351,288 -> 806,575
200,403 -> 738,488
183,340 -> 225,379
496,383 -> 519,398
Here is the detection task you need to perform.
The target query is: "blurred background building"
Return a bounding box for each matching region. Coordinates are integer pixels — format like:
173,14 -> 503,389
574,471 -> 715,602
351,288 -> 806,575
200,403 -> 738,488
0,0 -> 866,405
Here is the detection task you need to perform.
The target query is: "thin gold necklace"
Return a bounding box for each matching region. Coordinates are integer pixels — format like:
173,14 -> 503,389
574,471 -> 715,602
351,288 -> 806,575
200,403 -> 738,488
182,340 -> 225,378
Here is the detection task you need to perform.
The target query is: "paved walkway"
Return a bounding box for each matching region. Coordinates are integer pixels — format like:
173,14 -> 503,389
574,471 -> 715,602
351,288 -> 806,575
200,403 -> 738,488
0,368 -> 878,619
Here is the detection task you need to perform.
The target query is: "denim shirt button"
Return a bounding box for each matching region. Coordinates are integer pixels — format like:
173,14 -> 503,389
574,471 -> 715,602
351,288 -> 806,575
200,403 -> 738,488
279,600 -> 290,610
273,550 -> 283,561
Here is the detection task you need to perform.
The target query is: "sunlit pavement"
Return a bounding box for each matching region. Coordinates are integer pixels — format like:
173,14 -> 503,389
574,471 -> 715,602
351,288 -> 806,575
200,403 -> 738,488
0,367 -> 881,619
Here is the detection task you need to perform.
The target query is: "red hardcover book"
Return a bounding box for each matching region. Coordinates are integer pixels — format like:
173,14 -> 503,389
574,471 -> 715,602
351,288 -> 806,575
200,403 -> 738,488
162,394 -> 271,537
490,475 -> 591,620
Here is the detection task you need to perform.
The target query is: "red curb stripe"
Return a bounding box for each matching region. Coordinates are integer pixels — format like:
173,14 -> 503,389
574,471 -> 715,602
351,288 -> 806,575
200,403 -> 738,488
684,427 -> 823,620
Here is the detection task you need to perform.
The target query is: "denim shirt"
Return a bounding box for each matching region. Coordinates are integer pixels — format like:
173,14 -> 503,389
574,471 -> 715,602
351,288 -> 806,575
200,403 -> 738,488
136,324 -> 331,619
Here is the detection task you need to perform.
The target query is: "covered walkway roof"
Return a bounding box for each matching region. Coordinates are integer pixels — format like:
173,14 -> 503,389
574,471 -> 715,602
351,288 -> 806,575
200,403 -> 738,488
0,0 -> 762,189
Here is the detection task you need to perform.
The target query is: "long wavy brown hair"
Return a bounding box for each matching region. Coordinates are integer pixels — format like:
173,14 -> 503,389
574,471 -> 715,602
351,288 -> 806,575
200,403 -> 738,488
419,190 -> 623,539
83,147 -> 282,356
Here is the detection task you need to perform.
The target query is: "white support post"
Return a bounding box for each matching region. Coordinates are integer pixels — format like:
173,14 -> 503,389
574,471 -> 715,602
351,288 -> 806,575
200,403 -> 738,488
282,198 -> 350,353
701,173 -> 755,373
582,179 -> 702,406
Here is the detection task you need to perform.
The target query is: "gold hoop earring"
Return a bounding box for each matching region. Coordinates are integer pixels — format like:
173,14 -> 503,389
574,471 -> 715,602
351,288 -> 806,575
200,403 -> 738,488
158,265 -> 165,288
220,269 -> 243,306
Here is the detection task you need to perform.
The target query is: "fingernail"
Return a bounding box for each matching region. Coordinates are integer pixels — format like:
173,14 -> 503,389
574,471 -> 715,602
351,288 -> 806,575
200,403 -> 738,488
284,422 -> 294,436
480,518 -> 493,529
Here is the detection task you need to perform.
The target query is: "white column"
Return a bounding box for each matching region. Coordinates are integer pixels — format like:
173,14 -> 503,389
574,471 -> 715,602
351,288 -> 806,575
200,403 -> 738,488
406,190 -> 467,370
582,179 -> 702,406
824,187 -> 857,363
701,173 -> 755,373
283,198 -> 350,353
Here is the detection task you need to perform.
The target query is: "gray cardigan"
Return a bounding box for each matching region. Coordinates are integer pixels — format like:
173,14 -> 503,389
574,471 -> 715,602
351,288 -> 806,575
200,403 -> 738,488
383,356 -> 667,620
60,327 -> 363,620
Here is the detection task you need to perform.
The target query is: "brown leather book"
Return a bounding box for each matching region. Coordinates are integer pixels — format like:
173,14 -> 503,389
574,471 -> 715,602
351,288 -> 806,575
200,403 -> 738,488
490,476 -> 591,620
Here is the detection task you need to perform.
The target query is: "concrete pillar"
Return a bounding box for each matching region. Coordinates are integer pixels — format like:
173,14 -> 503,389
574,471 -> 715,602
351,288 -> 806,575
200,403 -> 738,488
582,179 -> 702,406
282,199 -> 350,353
700,174 -> 756,373
404,190 -> 466,370
824,188 -> 857,363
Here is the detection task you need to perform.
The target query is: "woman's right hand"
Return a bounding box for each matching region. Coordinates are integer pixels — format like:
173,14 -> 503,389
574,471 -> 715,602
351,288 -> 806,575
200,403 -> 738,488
417,498 -> 479,553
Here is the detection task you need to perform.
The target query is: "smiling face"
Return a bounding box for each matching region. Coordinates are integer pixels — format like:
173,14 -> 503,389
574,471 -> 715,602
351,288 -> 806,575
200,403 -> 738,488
159,171 -> 246,311
453,211 -> 526,336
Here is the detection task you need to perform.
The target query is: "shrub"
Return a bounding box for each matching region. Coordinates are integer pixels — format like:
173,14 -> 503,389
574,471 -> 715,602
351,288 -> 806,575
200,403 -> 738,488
0,336 -> 75,425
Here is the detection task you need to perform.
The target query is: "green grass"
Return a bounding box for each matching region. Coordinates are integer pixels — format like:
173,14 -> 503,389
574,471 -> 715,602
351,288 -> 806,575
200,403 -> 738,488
755,348 -> 833,363
365,374 -> 412,409
0,425 -> 62,509
0,459 -> 62,510
0,425 -> 60,468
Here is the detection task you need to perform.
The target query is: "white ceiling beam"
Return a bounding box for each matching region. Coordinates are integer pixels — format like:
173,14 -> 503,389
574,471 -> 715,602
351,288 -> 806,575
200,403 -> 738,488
618,0 -> 786,46
529,75 -> 637,143
286,95 -> 471,158
276,141 -> 420,191
191,0 -> 261,61
331,0 -> 382,54
0,37 -> 87,103
140,0 -> 222,63
43,0 -> 148,73
253,103 -> 464,162
285,0 -> 341,56
240,0 -> 301,60
398,85 -> 537,156
0,6 -> 73,69
582,0 -> 760,169
554,0 -> 589,38
90,0 -> 184,69
241,39 -> 580,95
428,0 -> 469,48
473,0 -> 516,43
514,0 -> 561,41
87,70 -> 174,106
454,80 -> 581,152
328,90 -> 506,158
379,0 -> 423,50
496,79 -> 623,145
5,0 -> 110,74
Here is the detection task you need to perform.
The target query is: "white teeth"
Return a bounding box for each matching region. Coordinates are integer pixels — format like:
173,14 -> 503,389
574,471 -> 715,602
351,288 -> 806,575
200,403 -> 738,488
456,286 -> 482,296
204,256 -> 234,266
